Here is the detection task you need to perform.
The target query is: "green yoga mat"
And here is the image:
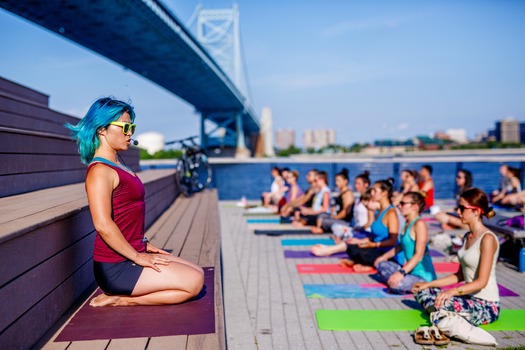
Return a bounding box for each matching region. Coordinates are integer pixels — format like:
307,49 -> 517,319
316,310 -> 429,331
316,309 -> 525,331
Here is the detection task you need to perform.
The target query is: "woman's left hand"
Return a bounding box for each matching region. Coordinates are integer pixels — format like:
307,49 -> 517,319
434,288 -> 456,309
146,243 -> 172,255
387,271 -> 404,288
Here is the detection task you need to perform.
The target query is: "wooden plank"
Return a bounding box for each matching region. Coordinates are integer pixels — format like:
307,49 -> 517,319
178,193 -> 209,264
148,335 -> 187,349
0,76 -> 50,105
0,261 -> 95,350
0,210 -> 93,286
0,233 -> 94,332
0,154 -> 83,175
0,170 -> 87,198
106,338 -> 149,350
161,196 -> 201,256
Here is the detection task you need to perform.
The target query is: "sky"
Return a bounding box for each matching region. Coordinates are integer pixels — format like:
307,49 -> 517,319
1,1 -> 525,147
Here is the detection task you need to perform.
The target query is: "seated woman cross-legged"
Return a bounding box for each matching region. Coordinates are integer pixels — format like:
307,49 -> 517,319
293,171 -> 331,227
374,192 -> 437,294
412,188 -> 500,326
311,168 -> 354,234
66,97 -> 204,307
311,178 -> 399,272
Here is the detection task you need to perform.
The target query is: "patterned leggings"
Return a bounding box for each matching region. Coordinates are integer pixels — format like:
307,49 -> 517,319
414,287 -> 500,325
376,261 -> 425,294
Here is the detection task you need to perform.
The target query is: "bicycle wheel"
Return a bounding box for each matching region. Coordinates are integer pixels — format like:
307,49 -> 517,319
175,158 -> 191,197
188,152 -> 212,193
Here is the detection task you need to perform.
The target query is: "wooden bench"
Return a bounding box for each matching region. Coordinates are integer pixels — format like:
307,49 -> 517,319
0,169 -> 178,350
37,189 -> 225,350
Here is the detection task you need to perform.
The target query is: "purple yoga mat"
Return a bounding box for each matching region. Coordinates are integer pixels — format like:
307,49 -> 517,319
55,267 -> 215,342
284,250 -> 446,259
284,250 -> 348,259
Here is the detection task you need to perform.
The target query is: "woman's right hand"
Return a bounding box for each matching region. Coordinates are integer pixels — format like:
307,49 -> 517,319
411,281 -> 429,293
374,255 -> 387,267
134,252 -> 171,272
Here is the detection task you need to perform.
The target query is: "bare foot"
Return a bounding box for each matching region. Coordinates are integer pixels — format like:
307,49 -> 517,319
311,244 -> 333,256
89,293 -> 122,307
353,264 -> 374,272
339,259 -> 355,268
310,227 -> 324,234
292,220 -> 305,227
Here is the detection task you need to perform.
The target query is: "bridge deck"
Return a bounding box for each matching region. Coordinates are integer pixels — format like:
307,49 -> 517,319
220,200 -> 525,350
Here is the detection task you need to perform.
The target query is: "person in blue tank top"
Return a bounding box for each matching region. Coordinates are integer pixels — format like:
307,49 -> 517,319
311,178 -> 399,272
374,192 -> 437,294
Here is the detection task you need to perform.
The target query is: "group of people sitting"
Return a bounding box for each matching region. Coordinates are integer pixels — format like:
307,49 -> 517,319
260,165 -> 503,336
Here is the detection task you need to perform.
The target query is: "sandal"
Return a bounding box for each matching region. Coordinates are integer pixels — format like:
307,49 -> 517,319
429,325 -> 450,345
414,326 -> 434,345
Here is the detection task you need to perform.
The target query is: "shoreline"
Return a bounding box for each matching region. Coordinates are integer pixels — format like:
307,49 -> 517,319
141,148 -> 525,166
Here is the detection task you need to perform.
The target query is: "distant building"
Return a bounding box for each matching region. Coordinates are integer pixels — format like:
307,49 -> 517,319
275,129 -> 295,150
495,117 -> 520,143
303,129 -> 336,149
445,128 -> 468,144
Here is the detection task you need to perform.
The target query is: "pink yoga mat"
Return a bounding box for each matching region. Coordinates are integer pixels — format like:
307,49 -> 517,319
296,262 -> 459,274
55,267 -> 215,342
297,264 -> 377,274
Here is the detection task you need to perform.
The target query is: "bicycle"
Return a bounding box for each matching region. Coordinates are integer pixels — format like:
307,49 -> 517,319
165,135 -> 212,197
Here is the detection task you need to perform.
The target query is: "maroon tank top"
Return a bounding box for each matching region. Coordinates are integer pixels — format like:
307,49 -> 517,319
87,161 -> 146,263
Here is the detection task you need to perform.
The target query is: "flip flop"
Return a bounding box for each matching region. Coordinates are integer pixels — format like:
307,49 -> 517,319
429,325 -> 451,345
414,326 -> 434,345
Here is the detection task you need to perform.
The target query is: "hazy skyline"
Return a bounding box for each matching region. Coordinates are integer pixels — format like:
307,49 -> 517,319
1,1 -> 524,147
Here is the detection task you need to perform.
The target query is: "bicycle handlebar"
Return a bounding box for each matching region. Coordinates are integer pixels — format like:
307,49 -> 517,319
165,135 -> 199,146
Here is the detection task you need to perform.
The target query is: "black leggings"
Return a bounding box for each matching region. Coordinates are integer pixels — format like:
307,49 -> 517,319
346,244 -> 383,266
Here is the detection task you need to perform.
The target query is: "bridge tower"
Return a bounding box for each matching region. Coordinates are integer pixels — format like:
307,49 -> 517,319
192,4 -> 253,157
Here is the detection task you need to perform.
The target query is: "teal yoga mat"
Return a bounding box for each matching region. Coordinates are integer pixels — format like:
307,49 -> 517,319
316,309 -> 525,331
246,218 -> 281,224
281,238 -> 335,246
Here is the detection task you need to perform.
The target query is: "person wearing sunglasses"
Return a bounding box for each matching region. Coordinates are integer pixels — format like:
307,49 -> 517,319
66,97 -> 204,307
435,169 -> 473,230
412,188 -> 500,326
374,192 -> 437,294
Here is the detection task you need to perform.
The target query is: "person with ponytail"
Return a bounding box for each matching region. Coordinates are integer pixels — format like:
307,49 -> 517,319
311,168 -> 354,234
412,188 -> 500,326
311,178 -> 400,272
66,97 -> 204,307
374,192 -> 437,294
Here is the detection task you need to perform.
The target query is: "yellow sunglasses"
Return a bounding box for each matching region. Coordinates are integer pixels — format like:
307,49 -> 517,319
109,122 -> 136,135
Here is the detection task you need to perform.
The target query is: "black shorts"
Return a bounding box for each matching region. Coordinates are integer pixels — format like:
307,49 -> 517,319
93,260 -> 144,296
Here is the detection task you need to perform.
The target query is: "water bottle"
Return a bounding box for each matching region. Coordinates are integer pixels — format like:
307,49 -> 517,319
518,248 -> 525,272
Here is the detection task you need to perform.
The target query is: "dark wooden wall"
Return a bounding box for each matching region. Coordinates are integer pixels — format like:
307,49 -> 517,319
0,76 -> 140,197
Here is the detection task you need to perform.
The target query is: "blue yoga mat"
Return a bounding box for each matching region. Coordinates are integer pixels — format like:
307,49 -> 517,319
304,284 -> 408,299
281,238 -> 335,246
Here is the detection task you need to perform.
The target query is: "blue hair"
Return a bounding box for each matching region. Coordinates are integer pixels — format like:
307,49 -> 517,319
65,97 -> 136,164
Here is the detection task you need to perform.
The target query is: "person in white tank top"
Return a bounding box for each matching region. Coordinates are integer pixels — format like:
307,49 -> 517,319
412,188 -> 500,326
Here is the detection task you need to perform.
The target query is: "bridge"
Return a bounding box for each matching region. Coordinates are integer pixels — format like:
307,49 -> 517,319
0,0 -> 260,156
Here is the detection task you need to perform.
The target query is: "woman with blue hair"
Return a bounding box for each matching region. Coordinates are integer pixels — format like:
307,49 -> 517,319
66,97 -> 204,307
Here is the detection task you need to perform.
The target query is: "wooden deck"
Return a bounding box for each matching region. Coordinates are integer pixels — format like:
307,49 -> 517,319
39,189 -> 224,350
221,200 -> 525,350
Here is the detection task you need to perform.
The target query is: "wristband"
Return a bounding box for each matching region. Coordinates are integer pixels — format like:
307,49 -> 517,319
399,269 -> 406,276
457,286 -> 463,295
